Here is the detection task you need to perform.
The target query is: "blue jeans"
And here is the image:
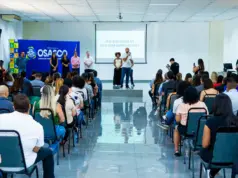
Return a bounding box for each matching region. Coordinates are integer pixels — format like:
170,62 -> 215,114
165,110 -> 175,125
55,125 -> 66,139
130,69 -> 134,85
121,67 -> 131,87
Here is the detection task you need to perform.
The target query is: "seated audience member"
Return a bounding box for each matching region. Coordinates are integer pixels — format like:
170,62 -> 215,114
200,78 -> 218,101
149,70 -> 163,105
81,73 -> 94,99
185,73 -> 192,84
45,76 -> 53,86
4,72 -> 14,87
176,73 -> 182,82
88,72 -> 98,97
200,94 -> 238,178
174,86 -> 208,156
158,73 -> 168,95
0,94 -> 55,178
213,75 -> 223,88
21,71 -> 33,96
224,75 -> 238,115
31,73 -> 44,87
211,71 -> 218,84
33,85 -> 66,139
216,77 -> 227,93
93,70 -> 102,106
0,60 -> 6,78
55,78 -> 64,95
0,85 -> 14,113
193,74 -> 201,87
162,71 -> 176,96
58,85 -> 76,125
195,74 -> 209,94
72,75 -> 87,104
53,72 -> 61,85
29,71 -> 36,81
64,72 -> 72,87
159,81 -> 191,129
10,76 -> 22,93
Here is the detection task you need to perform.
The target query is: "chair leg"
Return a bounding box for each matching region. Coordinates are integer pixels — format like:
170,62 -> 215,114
62,144 -> 65,157
72,129 -> 75,147
188,148 -> 192,169
35,166 -> 39,178
199,162 -> 203,178
192,152 -> 195,178
68,131 -> 71,155
223,169 -> 226,178
57,145 -> 59,165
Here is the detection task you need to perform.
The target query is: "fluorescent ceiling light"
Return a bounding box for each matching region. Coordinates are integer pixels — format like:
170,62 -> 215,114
149,3 -> 178,6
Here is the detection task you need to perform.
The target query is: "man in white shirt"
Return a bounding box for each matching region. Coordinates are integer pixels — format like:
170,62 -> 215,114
120,48 -> 132,89
84,51 -> 94,73
225,75 -> 238,115
0,94 -> 55,178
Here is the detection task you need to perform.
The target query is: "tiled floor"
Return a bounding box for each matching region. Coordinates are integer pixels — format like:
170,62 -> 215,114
17,83 -> 231,178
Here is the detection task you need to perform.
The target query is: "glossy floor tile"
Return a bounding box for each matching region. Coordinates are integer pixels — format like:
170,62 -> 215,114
15,83 -> 231,178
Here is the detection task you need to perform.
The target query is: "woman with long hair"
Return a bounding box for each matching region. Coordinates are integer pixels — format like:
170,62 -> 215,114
211,71 -> 218,84
33,85 -> 66,138
174,86 -> 208,156
200,78 -> 218,101
200,94 -> 238,177
50,52 -> 58,75
185,73 -> 192,84
113,52 -> 122,87
213,75 -> 223,88
55,78 -> 64,95
193,58 -> 205,75
61,53 -> 70,78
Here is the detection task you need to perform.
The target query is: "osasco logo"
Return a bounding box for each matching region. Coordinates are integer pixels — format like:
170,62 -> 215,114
27,46 -> 36,59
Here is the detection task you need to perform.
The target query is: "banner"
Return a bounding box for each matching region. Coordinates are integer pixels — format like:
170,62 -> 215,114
10,39 -> 80,76
9,39 -> 19,73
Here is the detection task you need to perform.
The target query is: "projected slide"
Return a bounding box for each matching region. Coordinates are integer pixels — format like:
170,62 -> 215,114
95,24 -> 146,63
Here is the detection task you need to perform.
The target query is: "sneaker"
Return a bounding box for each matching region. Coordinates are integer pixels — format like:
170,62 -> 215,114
174,151 -> 181,157
126,86 -> 130,89
162,115 -> 167,121
157,122 -> 170,130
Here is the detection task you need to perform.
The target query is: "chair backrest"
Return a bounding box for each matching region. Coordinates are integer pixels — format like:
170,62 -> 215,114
0,108 -> 11,114
162,87 -> 174,105
186,108 -> 207,136
169,94 -> 179,110
32,86 -> 41,97
211,127 -> 238,164
33,108 -> 57,141
0,130 -> 27,171
194,115 -> 210,148
204,94 -> 216,114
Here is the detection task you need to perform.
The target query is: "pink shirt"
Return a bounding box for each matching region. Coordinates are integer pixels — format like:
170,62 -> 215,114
176,101 -> 208,126
71,56 -> 80,69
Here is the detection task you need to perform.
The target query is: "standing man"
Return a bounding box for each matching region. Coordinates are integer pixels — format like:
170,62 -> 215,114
130,59 -> 135,89
71,51 -> 80,75
84,51 -> 94,73
16,52 -> 28,73
167,58 -> 179,76
121,48 -> 132,89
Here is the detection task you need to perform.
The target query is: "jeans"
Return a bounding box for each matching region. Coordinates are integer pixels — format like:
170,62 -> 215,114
72,68 -> 80,75
35,147 -> 55,178
121,67 -> 131,87
130,69 -> 134,85
55,125 -> 66,139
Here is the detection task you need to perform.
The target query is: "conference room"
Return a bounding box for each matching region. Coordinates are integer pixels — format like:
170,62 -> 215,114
0,0 -> 238,178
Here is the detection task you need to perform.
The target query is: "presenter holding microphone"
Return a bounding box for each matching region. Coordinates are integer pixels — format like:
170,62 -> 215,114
71,51 -> 80,75
121,48 -> 132,89
50,52 -> 58,75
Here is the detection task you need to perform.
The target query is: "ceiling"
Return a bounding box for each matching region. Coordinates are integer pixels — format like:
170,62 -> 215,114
0,0 -> 238,22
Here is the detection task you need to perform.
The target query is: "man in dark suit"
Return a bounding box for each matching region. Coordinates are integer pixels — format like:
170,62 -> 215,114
169,58 -> 179,76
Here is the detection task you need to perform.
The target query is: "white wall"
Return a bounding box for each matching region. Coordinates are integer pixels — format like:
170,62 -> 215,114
224,18 -> 238,68
23,21 -> 223,80
0,19 -> 23,68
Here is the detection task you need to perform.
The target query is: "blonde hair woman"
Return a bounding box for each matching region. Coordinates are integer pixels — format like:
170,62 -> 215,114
55,78 -> 64,95
33,85 -> 66,138
211,72 -> 218,84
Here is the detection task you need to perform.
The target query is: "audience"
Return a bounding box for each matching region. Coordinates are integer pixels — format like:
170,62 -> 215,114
33,85 -> 66,139
0,85 -> 14,113
224,75 -> 238,115
21,71 -> 33,96
216,77 -> 227,93
0,94 -> 55,178
149,69 -> 163,105
93,70 -> 102,107
161,71 -> 176,95
200,78 -> 218,101
4,72 -> 14,87
185,73 -> 192,84
193,58 -> 205,75
81,73 -> 94,99
213,75 -> 223,88
55,78 -> 64,95
200,94 -> 238,177
63,72 -> 72,87
211,71 -> 218,84
71,76 -> 85,107
174,86 -> 208,156
31,73 -> 44,87
45,76 -> 53,86
195,74 -> 209,94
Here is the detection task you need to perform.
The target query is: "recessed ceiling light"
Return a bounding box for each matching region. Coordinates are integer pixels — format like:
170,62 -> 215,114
149,3 -> 178,6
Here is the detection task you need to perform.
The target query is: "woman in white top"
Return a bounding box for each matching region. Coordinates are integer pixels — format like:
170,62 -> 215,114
113,52 -> 122,87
